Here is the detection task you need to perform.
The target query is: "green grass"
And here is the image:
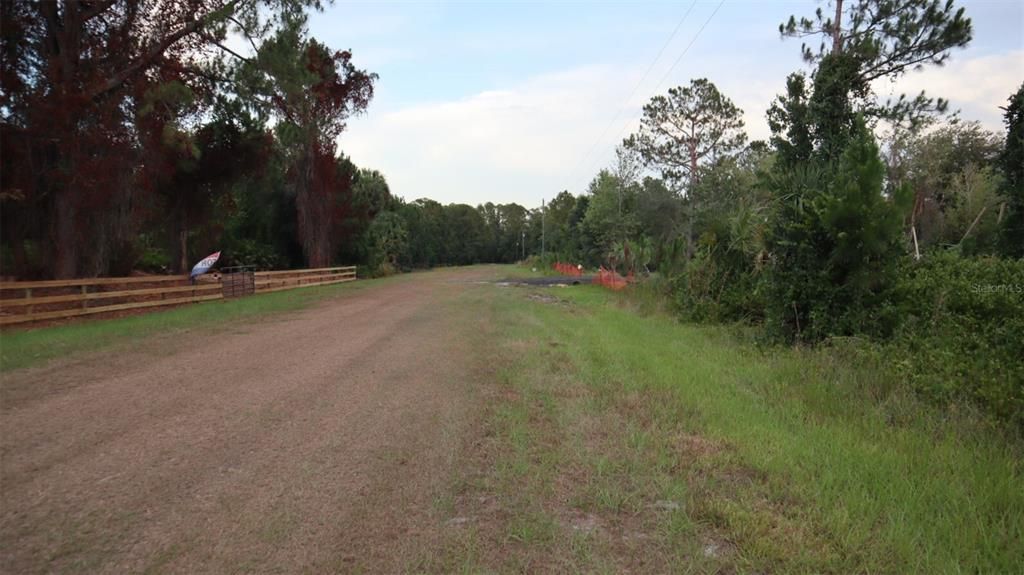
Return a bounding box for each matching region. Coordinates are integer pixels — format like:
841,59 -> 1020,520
437,280 -> 1023,573
0,278 -> 385,372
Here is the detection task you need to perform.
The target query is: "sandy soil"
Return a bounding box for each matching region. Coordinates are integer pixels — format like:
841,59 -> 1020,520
1,267 -> 496,574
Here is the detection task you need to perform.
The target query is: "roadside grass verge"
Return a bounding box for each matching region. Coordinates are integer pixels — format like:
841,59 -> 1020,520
0,277 -> 387,372
426,282 -> 1023,573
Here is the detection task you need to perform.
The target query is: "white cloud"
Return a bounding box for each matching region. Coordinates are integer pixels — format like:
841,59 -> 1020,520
339,65 -> 647,207
874,50 -> 1023,130
719,76 -> 789,144
339,50 -> 1022,209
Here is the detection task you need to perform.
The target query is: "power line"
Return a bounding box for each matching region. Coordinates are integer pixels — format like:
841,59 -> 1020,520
561,1 -> 697,194
649,0 -> 726,102
573,0 -> 727,192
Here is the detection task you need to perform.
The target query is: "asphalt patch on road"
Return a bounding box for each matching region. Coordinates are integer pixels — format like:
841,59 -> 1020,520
496,275 -> 594,287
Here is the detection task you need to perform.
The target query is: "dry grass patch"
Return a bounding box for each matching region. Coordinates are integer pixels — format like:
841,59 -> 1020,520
413,289 -> 822,573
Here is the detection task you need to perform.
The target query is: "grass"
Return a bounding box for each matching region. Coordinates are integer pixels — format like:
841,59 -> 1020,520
426,278 -> 1023,573
0,277 -> 389,372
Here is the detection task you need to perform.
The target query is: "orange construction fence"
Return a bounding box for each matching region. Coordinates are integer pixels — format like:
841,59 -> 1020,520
552,262 -> 583,277
552,262 -> 633,290
594,267 -> 632,291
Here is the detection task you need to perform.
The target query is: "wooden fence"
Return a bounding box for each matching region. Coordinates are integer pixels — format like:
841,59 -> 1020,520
0,266 -> 357,327
254,266 -> 356,293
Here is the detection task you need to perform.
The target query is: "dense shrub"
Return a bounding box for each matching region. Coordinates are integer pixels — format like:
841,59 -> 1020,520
357,261 -> 399,278
764,118 -> 910,343
670,192 -> 770,324
888,252 -> 1024,427
220,238 -> 284,271
670,248 -> 765,324
135,246 -> 172,274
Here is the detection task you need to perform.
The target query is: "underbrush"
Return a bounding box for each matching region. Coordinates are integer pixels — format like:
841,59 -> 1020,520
667,247 -> 766,324
520,254 -> 571,275
665,252 -> 1024,430
357,261 -> 400,278
889,253 -> 1024,428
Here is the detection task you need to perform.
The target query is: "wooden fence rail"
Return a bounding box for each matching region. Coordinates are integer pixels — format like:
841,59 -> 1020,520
0,266 -> 357,327
253,266 -> 356,294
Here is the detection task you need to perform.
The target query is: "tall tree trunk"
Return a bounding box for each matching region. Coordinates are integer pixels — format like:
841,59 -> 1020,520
686,139 -> 699,259
11,240 -> 27,278
52,189 -> 78,279
179,213 -> 189,274
295,141 -> 331,268
684,199 -> 694,259
832,0 -> 844,54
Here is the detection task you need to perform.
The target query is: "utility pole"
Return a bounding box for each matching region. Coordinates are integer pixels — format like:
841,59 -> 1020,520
617,179 -> 623,247
541,198 -> 546,260
521,230 -> 525,260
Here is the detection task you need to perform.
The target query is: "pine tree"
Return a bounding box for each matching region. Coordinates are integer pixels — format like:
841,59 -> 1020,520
999,84 -> 1024,258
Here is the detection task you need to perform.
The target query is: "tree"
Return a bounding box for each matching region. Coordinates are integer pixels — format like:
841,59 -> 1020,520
401,199 -> 445,267
780,0 -> 972,126
767,74 -> 814,168
885,120 -> 1003,251
764,0 -> 978,335
669,143 -> 771,321
243,22 -> 376,267
999,83 -> 1024,258
154,99 -> 271,273
477,202 -> 502,262
544,191 -> 579,258
627,79 -> 746,186
766,116 -> 911,342
636,178 -> 680,244
0,0 -> 321,277
636,177 -> 682,269
442,204 -> 487,265
498,203 -> 530,262
626,79 -> 746,256
771,0 -> 974,177
582,170 -> 640,268
566,195 -> 592,264
338,167 -> 392,264
352,169 -> 393,218
367,211 -> 408,269
942,165 -> 1003,255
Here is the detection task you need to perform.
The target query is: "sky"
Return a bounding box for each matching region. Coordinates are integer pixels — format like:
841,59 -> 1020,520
308,0 -> 1024,209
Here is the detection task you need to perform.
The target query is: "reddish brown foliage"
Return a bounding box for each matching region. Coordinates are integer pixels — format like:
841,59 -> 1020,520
274,40 -> 376,267
0,0 -> 245,278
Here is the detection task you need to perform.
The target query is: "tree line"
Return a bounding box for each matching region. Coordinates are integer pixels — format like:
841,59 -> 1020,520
5,2 -> 1015,281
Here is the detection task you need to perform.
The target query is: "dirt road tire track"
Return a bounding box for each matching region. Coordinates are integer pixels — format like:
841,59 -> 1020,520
1,268 -> 496,574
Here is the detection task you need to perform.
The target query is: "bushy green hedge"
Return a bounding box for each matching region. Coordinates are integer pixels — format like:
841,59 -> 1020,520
221,238 -> 283,270
665,250 -> 1023,428
670,249 -> 765,324
888,253 -> 1024,427
135,246 -> 172,273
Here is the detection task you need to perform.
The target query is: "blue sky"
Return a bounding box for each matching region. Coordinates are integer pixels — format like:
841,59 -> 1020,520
308,0 -> 1024,208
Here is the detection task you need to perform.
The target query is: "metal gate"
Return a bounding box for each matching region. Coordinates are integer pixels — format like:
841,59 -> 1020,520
220,265 -> 256,298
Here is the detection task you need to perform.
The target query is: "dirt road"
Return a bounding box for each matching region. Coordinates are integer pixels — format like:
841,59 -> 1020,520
1,267 -> 497,574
